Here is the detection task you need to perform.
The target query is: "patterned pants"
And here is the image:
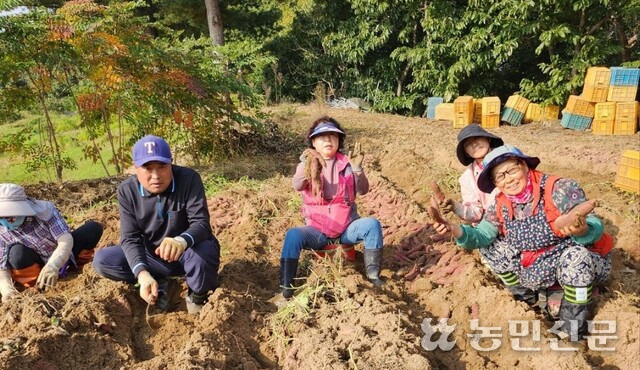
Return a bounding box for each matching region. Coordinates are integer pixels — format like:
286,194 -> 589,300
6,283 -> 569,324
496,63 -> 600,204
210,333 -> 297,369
557,246 -> 612,287
478,238 -> 521,275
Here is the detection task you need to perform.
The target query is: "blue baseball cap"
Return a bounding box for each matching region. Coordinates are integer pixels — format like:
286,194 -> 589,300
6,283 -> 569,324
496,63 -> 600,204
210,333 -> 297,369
477,144 -> 540,193
132,135 -> 172,167
309,122 -> 345,139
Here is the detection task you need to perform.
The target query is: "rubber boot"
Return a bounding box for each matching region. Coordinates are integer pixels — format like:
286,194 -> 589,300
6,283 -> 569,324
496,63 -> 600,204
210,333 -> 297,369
497,272 -> 535,304
558,299 -> 590,341
363,248 -> 384,286
186,291 -> 208,314
280,258 -> 299,299
154,278 -> 181,313
558,285 -> 592,341
506,284 -> 537,305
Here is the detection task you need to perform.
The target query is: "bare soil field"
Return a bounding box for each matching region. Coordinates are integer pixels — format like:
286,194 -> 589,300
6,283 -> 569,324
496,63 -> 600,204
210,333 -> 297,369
1,104 -> 638,369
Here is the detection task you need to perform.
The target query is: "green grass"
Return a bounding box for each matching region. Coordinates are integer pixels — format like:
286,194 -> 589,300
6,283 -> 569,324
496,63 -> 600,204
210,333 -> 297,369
1,112 -> 130,183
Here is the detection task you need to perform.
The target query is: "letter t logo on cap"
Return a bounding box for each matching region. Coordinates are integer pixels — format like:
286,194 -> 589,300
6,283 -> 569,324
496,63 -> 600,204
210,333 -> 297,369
144,142 -> 156,154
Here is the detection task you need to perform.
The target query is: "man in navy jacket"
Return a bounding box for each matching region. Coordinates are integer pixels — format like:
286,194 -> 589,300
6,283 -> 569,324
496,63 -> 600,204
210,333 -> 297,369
93,135 -> 220,313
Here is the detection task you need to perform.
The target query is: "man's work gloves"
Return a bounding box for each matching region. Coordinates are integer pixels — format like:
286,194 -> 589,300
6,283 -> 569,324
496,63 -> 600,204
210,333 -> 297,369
155,237 -> 187,262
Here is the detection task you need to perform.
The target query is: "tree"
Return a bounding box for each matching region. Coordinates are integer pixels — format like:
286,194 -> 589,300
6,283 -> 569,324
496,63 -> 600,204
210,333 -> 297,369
0,7 -> 77,181
204,0 -> 224,45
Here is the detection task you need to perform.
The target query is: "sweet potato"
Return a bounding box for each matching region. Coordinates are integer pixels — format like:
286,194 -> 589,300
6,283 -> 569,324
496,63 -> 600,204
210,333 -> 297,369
451,264 -> 469,275
429,233 -> 448,242
436,249 -> 457,267
428,205 -> 448,225
431,181 -> 447,203
470,303 -> 479,320
404,263 -> 420,281
405,243 -> 424,254
554,199 -> 597,229
393,251 -> 413,264
442,260 -> 465,274
424,265 -> 438,275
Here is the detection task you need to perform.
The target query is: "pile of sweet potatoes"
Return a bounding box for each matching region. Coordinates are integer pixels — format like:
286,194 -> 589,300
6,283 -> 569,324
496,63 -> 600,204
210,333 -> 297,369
358,178 -> 474,285
392,230 -> 473,284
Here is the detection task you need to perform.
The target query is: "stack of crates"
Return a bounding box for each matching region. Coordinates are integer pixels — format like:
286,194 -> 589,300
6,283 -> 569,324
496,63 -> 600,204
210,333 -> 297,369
543,105 -> 560,120
435,103 -> 455,121
614,150 -> 640,194
473,98 -> 483,123
481,97 -> 501,129
524,103 -> 544,123
560,95 -> 596,130
426,97 -> 444,119
582,67 -> 610,103
614,101 -> 639,135
592,102 -> 616,135
501,95 -> 530,125
453,96 -> 474,128
608,67 -> 639,102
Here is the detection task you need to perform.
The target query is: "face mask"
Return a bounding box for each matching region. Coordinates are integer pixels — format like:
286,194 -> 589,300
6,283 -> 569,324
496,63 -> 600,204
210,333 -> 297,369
0,216 -> 26,231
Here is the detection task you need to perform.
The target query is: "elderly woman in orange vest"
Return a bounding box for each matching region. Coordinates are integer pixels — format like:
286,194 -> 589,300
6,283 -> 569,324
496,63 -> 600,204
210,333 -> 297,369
0,183 -> 102,302
433,145 -> 612,340
279,116 -> 384,299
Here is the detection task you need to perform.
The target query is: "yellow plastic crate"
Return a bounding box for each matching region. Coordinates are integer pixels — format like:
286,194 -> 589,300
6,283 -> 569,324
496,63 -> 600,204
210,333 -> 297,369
565,95 -> 596,118
474,98 -> 483,123
482,97 -> 501,115
543,105 -> 559,120
592,119 -> 614,135
505,95 -> 530,113
614,150 -> 640,194
595,102 -> 616,120
524,103 -> 543,123
481,114 -> 500,129
435,103 -> 455,121
615,101 -> 638,121
582,85 -> 608,103
584,67 -> 611,87
613,119 -> 638,135
453,96 -> 474,128
607,86 -> 638,102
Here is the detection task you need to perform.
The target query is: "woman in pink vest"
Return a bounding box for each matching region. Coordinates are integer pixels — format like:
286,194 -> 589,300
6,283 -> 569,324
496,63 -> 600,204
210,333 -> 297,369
280,117 -> 384,299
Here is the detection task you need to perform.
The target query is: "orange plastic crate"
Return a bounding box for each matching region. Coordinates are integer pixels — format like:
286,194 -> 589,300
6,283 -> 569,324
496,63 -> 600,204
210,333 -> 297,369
453,96 -> 474,128
584,67 -> 611,87
607,86 -> 638,102
435,103 -> 454,121
592,119 -> 614,135
505,95 -> 530,112
543,105 -> 559,119
581,85 -> 609,103
481,114 -> 500,129
474,98 -> 483,123
524,103 -> 543,123
565,95 -> 596,118
482,97 -> 501,115
614,150 -> 640,194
